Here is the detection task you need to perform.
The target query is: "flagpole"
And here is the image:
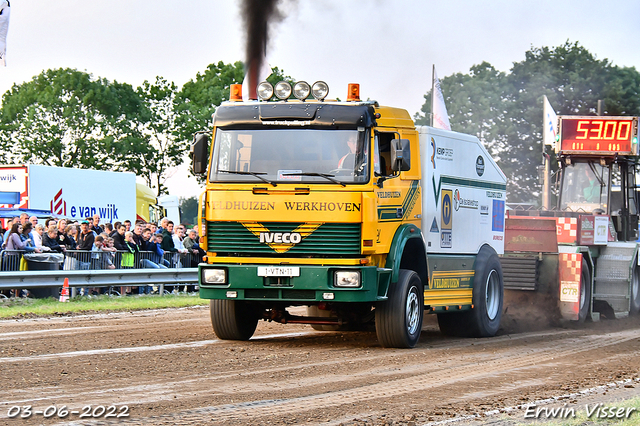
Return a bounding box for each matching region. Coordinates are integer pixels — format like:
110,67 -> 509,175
542,96 -> 550,210
430,64 -> 435,127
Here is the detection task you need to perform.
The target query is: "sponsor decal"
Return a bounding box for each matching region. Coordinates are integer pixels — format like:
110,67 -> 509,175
476,155 -> 485,176
285,201 -> 360,212
430,137 -> 453,170
69,204 -> 120,221
242,222 -> 323,254
262,120 -> 311,126
560,281 -> 580,303
377,191 -> 401,199
441,189 -> 452,248
492,199 -> 505,232
430,270 -> 473,289
0,173 -> 17,183
453,189 -> 479,211
486,190 -> 503,199
480,204 -> 489,224
259,232 -> 302,244
212,201 -> 276,211
431,277 -> 460,289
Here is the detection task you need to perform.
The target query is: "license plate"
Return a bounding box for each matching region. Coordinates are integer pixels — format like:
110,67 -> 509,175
257,266 -> 300,277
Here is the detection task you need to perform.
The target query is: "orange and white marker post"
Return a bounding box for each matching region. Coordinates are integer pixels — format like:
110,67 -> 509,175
59,278 -> 70,302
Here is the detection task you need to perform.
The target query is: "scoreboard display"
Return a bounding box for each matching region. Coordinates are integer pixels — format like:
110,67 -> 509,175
559,116 -> 638,154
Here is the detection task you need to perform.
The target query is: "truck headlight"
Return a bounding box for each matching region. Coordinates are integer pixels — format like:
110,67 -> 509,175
203,269 -> 226,284
334,271 -> 361,288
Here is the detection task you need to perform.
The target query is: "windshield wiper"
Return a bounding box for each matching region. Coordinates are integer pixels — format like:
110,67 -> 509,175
282,172 -> 346,187
218,170 -> 277,187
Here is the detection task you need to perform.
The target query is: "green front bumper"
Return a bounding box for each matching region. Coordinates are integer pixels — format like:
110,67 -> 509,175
199,264 -> 391,303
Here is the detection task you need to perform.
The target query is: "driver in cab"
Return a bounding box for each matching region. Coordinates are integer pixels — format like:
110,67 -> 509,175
338,134 -> 358,169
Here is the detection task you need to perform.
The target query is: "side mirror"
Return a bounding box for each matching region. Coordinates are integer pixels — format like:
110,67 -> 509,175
191,133 -> 210,175
390,139 -> 411,172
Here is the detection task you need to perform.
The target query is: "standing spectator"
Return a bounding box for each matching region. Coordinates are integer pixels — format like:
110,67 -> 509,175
29,216 -> 38,227
149,222 -> 158,234
3,223 -> 25,251
65,224 -> 78,247
19,213 -> 29,227
111,221 -> 122,238
92,235 -> 115,269
157,217 -> 169,234
3,216 -> 19,241
161,221 -> 177,253
0,224 -> 5,247
2,223 -> 30,273
20,223 -> 40,253
124,219 -> 132,232
132,222 -> 144,246
141,228 -> 169,267
103,222 -> 113,236
43,226 -> 66,253
33,224 -> 45,248
77,221 -> 95,250
172,225 -> 188,254
91,214 -> 104,235
184,229 -> 206,261
56,219 -> 75,249
112,224 -> 127,251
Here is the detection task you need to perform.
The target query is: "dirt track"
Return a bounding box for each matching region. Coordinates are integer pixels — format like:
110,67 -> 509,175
0,306 -> 639,426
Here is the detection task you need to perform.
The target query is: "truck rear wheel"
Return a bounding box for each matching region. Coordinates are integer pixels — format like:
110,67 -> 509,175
468,248 -> 503,336
210,300 -> 259,340
630,265 -> 640,315
437,248 -> 503,337
375,269 -> 423,348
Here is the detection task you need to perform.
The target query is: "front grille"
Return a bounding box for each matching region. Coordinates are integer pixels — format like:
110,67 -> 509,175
207,221 -> 361,257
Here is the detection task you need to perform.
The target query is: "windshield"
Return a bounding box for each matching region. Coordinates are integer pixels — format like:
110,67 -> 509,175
209,129 -> 369,184
560,162 -> 609,212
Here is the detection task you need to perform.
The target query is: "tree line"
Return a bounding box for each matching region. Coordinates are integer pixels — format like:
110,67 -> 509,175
2,41 -> 639,204
415,41 -> 640,203
0,62 -> 287,196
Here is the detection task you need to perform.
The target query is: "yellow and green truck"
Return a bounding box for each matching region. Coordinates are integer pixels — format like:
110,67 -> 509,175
191,81 -> 507,348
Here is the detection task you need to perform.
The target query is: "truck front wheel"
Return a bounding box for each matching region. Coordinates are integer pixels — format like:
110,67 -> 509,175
375,269 -> 424,348
210,300 -> 259,340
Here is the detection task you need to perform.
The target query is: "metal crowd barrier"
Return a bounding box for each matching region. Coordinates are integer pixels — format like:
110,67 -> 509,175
0,249 -> 202,298
0,250 -> 25,272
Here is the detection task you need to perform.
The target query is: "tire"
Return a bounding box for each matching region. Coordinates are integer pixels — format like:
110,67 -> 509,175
630,265 -> 640,315
437,247 -> 503,337
307,306 -> 341,331
375,269 -> 424,348
210,299 -> 259,340
468,247 -> 504,337
578,259 -> 591,322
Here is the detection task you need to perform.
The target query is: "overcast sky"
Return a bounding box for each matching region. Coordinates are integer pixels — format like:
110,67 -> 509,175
2,0 -> 639,197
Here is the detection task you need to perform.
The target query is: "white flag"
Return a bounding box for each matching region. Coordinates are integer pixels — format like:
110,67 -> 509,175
432,66 -> 451,131
543,95 -> 558,146
0,0 -> 9,67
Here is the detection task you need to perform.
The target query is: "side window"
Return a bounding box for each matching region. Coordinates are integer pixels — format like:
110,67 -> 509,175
375,132 -> 394,176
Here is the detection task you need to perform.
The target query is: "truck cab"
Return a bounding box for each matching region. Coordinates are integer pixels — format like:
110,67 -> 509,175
192,81 -> 506,348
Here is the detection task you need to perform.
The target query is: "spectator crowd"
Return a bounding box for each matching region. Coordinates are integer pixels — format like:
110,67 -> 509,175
0,213 -> 205,297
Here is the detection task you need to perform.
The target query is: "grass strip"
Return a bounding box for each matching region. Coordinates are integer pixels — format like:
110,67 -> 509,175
0,294 -> 208,319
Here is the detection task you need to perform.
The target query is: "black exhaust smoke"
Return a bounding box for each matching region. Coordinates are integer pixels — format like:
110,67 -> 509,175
241,0 -> 283,99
